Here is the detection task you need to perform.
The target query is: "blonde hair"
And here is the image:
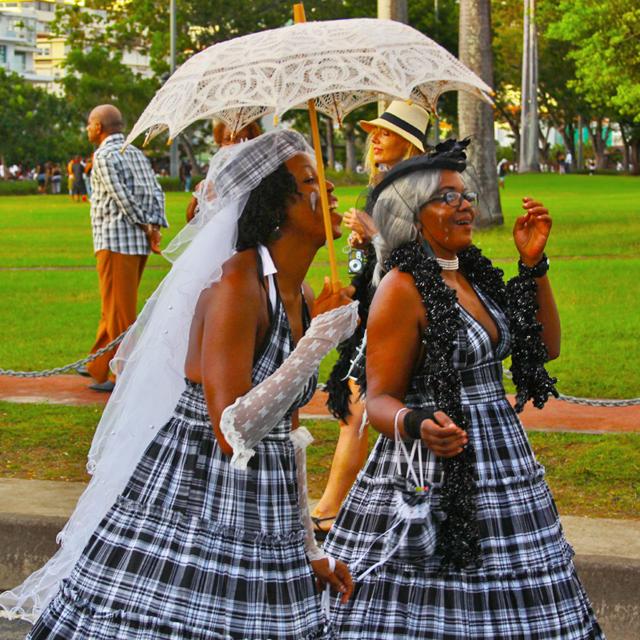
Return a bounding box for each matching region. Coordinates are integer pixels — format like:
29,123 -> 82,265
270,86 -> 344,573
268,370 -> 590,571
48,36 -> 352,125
364,129 -> 422,185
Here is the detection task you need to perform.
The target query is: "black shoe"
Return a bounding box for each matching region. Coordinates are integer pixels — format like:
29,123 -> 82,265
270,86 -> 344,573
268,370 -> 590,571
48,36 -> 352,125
311,516 -> 336,543
89,380 -> 115,392
76,365 -> 91,377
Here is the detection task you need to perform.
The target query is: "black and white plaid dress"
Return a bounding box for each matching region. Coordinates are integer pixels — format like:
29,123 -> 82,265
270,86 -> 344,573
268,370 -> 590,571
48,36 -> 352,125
28,268 -> 329,639
324,289 -> 604,640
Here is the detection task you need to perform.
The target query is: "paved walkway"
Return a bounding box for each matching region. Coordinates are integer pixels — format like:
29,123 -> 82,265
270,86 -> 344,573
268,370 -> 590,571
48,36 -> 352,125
1,374 -> 638,433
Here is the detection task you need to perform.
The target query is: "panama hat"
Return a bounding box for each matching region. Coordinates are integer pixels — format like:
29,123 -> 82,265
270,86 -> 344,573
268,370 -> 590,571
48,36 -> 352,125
359,100 -> 430,153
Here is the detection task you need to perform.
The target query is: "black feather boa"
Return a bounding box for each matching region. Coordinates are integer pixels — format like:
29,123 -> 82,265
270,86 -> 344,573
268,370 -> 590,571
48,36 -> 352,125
384,241 -> 558,569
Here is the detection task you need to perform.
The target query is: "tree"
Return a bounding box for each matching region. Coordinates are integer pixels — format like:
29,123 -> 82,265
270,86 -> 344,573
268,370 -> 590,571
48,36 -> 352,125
51,0 -> 464,169
53,1 -> 378,76
0,69 -> 86,165
491,0 -> 523,153
61,46 -> 158,130
492,0 -> 592,168
548,0 -> 640,172
549,0 -> 640,123
457,0 -> 503,226
619,120 -> 640,173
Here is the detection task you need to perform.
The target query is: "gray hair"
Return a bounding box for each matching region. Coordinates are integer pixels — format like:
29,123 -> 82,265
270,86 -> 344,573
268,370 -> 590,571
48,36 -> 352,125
372,169 -> 441,285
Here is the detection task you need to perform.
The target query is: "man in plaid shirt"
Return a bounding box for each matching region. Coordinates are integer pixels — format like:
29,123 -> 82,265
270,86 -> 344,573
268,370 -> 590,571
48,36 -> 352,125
82,104 -> 168,391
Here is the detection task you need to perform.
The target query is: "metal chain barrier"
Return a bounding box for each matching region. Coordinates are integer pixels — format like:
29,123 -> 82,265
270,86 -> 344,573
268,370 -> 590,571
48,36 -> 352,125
502,369 -> 640,407
0,329 -> 129,378
2,341 -> 639,406
555,393 -> 640,408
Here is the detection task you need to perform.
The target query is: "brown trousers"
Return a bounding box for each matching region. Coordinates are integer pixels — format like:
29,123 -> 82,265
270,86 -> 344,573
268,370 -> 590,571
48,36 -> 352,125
86,250 -> 147,383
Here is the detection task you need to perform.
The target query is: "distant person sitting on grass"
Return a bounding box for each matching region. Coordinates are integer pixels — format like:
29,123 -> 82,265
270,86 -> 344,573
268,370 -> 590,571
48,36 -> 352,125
79,103 -> 168,393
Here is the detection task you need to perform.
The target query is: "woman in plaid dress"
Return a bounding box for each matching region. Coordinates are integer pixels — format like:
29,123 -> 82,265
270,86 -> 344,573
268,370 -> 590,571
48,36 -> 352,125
17,131 -> 354,639
324,141 -> 604,639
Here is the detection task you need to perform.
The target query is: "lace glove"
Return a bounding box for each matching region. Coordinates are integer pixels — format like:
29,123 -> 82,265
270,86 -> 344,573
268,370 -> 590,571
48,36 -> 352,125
290,428 -> 327,561
221,301 -> 359,469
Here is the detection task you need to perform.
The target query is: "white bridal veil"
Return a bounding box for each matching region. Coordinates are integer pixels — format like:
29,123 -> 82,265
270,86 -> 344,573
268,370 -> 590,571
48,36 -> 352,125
0,129 -> 357,621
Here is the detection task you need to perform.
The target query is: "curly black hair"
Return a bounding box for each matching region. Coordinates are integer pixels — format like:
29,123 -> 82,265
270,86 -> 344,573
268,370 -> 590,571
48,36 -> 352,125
235,163 -> 299,251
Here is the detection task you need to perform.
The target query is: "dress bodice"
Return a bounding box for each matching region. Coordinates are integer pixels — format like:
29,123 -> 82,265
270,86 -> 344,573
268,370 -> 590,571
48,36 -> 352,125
250,249 -> 317,429
406,287 -> 511,407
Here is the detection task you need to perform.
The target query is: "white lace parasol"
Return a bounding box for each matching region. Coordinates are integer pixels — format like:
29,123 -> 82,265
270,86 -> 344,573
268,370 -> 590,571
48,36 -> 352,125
125,18 -> 493,146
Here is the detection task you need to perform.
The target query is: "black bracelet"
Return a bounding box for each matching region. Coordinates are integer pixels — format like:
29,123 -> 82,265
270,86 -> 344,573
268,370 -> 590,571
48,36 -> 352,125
403,409 -> 434,440
518,253 -> 549,278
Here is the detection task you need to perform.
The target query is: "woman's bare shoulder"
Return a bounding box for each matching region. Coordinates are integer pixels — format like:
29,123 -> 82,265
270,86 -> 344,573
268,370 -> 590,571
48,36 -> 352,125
368,268 -> 425,333
373,268 -> 422,307
199,249 -> 262,309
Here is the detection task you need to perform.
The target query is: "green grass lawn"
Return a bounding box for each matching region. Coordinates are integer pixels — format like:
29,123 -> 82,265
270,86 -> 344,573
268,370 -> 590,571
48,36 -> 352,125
1,175 -> 638,521
0,402 -> 637,519
3,174 -> 638,267
1,175 -> 639,396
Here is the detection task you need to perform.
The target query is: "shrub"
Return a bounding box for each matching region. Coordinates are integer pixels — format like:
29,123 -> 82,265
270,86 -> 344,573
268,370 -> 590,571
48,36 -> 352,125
496,144 -> 515,163
0,180 -> 39,195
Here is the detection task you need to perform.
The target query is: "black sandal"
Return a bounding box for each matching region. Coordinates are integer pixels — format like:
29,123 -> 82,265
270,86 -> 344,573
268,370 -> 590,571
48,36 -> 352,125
311,516 -> 336,543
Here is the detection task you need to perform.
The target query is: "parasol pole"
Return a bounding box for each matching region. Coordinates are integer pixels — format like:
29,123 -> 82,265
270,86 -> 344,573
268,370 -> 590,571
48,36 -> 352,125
293,3 -> 340,292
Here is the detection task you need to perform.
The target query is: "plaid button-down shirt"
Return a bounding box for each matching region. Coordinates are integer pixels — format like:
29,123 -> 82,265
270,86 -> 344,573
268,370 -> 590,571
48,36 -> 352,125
90,133 -> 168,255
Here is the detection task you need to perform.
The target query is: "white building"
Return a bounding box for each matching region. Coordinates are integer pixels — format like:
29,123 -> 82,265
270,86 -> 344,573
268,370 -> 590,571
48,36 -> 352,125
0,1 -> 152,92
0,5 -> 40,82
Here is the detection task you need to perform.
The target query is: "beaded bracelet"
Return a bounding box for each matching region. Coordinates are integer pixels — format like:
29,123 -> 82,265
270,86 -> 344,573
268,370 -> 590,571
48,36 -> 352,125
518,253 -> 549,278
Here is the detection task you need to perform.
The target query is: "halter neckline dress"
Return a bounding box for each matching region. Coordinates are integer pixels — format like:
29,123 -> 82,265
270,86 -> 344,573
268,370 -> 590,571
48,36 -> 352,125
324,286 -> 604,640
28,247 -> 330,639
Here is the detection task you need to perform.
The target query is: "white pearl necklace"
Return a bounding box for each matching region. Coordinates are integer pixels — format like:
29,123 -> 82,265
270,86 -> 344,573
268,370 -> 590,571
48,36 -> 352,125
436,256 -> 459,271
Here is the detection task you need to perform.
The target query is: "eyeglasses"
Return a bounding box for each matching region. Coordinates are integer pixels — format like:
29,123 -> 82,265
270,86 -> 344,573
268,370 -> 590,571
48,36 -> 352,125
423,190 -> 478,210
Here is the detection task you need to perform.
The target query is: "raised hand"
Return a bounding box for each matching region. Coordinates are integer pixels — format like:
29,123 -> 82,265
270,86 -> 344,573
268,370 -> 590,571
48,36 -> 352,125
347,230 -> 368,249
513,197 -> 552,266
343,208 -> 378,246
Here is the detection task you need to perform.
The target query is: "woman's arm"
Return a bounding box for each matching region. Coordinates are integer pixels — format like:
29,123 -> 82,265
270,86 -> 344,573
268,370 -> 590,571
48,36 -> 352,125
513,197 -> 561,360
200,255 -> 263,456
185,196 -> 199,222
365,270 -> 468,456
532,274 -> 560,360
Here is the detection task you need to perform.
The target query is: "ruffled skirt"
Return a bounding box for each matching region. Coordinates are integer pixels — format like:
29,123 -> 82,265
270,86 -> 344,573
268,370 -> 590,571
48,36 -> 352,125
324,397 -> 604,639
29,382 -> 331,639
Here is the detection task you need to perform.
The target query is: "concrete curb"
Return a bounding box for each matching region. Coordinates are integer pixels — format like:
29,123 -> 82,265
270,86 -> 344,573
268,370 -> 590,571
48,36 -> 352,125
0,513 -> 66,592
0,512 -> 638,639
574,555 -> 640,640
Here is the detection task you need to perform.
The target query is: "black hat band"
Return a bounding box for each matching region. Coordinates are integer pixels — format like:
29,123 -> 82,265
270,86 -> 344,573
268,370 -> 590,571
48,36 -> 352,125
378,112 -> 426,143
